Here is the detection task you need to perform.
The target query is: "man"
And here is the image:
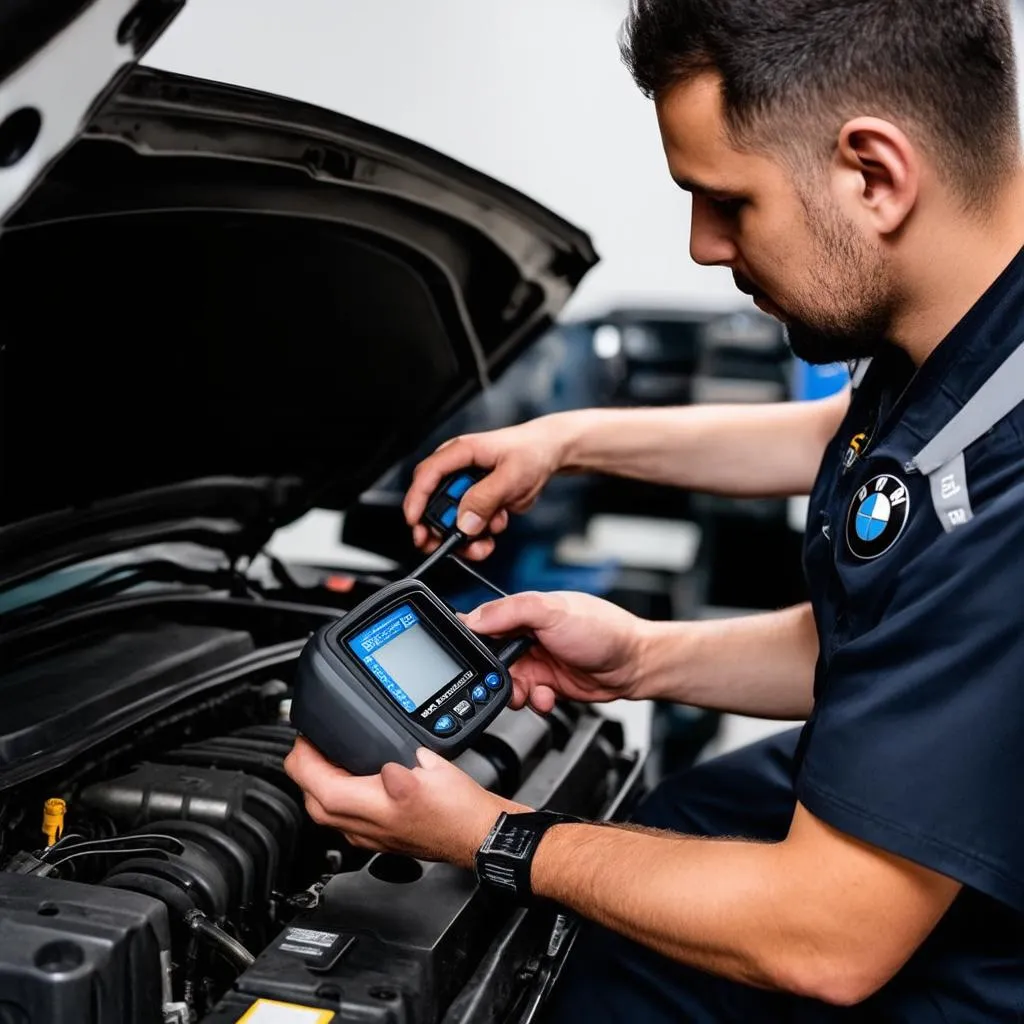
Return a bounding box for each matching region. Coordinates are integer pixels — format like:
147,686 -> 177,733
285,0 -> 1024,1018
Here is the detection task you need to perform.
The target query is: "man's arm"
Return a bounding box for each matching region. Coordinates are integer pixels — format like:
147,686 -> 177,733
636,603 -> 819,719
559,389 -> 850,497
462,594 -> 819,720
533,804 -> 959,1006
404,391 -> 849,558
283,742 -> 961,1008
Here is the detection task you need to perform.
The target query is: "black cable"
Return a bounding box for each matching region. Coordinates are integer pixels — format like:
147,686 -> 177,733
408,531 -> 466,580
36,832 -> 85,859
451,555 -> 509,598
496,636 -> 536,666
185,910 -> 256,971
49,844 -> 182,870
42,832 -> 185,864
446,555 -> 536,664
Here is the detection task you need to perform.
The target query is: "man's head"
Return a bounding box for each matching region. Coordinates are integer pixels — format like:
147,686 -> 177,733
621,0 -> 1022,363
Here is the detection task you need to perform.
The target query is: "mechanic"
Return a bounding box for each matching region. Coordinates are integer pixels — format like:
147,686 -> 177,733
284,0 -> 1024,1019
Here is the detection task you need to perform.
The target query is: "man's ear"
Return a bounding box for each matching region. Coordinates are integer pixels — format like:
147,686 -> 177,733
834,117 -> 920,235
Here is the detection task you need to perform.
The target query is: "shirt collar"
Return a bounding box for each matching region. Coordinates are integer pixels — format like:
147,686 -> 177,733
884,245 -> 1024,441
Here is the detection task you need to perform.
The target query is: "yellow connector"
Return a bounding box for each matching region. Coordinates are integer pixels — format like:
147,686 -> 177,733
42,798 -> 66,847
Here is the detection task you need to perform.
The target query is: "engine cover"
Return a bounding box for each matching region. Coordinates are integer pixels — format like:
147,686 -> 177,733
0,874 -> 171,1024
204,709 -> 638,1024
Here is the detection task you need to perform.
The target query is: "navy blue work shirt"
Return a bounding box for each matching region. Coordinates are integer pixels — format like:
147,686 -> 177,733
795,246 -> 1024,1019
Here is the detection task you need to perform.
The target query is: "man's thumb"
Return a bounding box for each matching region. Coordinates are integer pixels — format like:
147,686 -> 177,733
456,467 -> 516,536
462,592 -> 548,637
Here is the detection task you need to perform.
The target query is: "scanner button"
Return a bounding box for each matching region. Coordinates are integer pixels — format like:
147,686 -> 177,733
433,715 -> 458,736
447,474 -> 475,499
470,684 -> 489,704
440,504 -> 459,529
484,672 -> 502,690
453,699 -> 474,719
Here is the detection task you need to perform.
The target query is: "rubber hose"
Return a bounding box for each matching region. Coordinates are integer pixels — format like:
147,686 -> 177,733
184,910 -> 256,971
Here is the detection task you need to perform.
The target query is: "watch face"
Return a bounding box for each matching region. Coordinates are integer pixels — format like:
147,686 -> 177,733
477,816 -> 543,897
489,824 -> 536,861
477,812 -> 581,902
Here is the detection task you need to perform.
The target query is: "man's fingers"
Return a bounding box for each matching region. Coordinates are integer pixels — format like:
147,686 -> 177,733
462,592 -> 557,637
403,463 -> 445,527
303,795 -> 379,840
508,678 -> 557,714
380,761 -> 419,801
461,538 -> 495,561
528,685 -> 557,714
456,468 -> 519,536
508,679 -> 529,709
286,740 -> 394,819
501,648 -> 560,713
404,438 -> 487,526
417,525 -> 494,560
404,441 -> 471,525
417,747 -> 446,767
490,510 -> 510,535
345,833 -> 385,852
285,736 -> 348,778
303,793 -> 333,827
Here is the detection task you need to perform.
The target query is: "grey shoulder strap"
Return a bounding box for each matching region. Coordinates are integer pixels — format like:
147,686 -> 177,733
906,339 -> 1024,534
850,358 -> 872,391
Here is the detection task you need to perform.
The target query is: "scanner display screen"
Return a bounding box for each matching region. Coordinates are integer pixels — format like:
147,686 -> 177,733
348,603 -> 465,713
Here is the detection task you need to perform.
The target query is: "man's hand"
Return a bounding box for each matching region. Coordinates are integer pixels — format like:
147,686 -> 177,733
462,591 -> 650,713
402,395 -> 853,561
283,738 -> 527,869
403,416 -> 573,561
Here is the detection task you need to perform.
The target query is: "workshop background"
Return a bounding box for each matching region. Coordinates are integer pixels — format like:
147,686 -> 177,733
147,0 -> 1024,762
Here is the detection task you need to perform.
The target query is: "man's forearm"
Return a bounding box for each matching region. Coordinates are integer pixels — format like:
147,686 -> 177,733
526,808 -> 958,1007
533,823 -> 795,992
635,603 -> 819,719
553,392 -> 849,499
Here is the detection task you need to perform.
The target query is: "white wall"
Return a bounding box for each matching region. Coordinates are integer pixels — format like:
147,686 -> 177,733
148,0 -> 1024,321
1015,1 -> 1024,112
146,0 -> 744,320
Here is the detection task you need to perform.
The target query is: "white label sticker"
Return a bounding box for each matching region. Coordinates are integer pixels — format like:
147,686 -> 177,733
285,929 -> 338,948
234,999 -> 335,1024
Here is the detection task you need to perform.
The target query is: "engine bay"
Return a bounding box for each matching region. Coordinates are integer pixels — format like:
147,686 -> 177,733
0,595 -> 641,1023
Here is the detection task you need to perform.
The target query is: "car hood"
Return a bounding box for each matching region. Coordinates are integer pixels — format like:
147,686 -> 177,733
0,67 -> 598,589
0,0 -> 185,227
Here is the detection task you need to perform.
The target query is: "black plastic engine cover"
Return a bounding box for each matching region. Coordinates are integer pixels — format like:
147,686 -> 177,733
0,622 -> 254,770
203,709 -> 639,1024
79,762 -> 303,895
0,873 -> 170,1024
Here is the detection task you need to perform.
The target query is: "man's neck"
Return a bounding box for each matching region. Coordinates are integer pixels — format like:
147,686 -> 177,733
892,167 -> 1024,367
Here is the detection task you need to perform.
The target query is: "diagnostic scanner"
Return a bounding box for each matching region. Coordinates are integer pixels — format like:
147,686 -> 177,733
291,468 -> 531,775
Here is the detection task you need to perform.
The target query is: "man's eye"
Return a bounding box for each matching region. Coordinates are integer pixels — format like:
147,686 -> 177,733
710,197 -> 747,216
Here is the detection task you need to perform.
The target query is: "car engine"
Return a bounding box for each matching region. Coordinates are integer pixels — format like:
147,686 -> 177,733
0,606 -> 641,1023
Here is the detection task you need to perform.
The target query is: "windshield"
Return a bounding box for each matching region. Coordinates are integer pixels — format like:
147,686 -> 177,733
0,543 -> 232,618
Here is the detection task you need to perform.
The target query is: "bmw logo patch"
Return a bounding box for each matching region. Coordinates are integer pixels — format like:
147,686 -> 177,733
846,474 -> 910,560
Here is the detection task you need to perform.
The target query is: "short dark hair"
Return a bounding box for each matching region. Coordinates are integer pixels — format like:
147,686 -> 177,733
621,0 -> 1021,208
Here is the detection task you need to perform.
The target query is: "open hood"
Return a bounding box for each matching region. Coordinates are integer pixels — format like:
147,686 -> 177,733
0,67 -> 598,587
0,0 -> 185,226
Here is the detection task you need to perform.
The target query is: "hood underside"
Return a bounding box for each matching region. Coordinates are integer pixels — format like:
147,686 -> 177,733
0,67 -> 597,584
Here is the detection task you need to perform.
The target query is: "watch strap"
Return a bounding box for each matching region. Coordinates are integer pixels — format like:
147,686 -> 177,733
475,810 -> 583,904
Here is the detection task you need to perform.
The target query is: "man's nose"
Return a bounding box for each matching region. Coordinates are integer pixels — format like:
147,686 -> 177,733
689,198 -> 738,267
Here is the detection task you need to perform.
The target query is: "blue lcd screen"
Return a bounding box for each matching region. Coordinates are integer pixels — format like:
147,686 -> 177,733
347,604 -> 465,713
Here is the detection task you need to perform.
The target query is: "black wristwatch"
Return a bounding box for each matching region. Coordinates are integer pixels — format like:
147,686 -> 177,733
475,810 -> 583,904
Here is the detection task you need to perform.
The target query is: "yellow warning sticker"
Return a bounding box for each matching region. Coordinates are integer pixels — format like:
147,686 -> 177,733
234,999 -> 335,1024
